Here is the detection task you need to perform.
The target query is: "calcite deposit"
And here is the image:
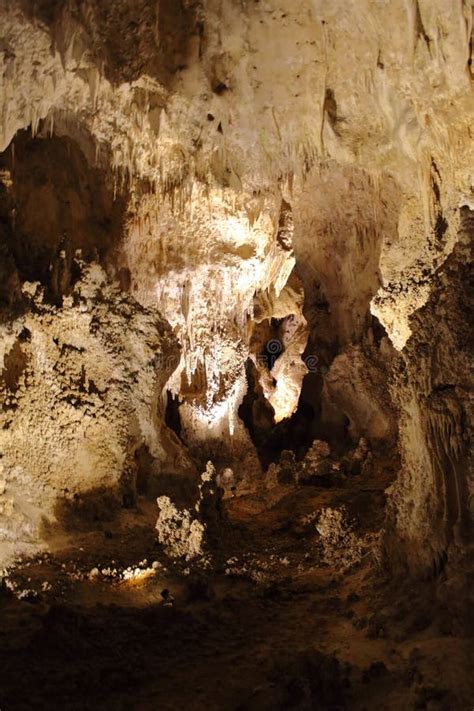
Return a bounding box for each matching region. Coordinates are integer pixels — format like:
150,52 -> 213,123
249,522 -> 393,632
0,0 -> 473,708
0,0 -> 472,567
0,263 -> 186,561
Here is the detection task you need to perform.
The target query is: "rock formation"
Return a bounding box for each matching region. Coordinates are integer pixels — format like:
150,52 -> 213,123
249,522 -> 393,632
0,1 -> 472,707
0,0 -> 472,561
0,263 -> 189,560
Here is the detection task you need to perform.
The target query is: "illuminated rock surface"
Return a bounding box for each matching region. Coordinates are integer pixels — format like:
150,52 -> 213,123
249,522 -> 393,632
0,1 -> 472,709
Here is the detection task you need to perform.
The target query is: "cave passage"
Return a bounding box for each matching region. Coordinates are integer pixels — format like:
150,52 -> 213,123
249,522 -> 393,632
0,130 -> 128,313
0,2 -> 472,710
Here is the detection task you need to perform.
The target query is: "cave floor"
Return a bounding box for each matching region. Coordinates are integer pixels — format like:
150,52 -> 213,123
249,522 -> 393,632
0,472 -> 473,711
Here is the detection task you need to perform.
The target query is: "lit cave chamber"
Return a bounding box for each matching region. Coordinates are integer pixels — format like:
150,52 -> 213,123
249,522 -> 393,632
0,1 -> 473,709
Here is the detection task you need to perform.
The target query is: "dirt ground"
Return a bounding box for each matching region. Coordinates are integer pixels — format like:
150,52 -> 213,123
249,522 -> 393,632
0,466 -> 473,711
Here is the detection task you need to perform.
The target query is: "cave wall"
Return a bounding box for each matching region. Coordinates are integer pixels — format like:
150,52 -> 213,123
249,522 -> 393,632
0,0 -> 472,570
0,264 -> 187,562
386,209 -> 473,575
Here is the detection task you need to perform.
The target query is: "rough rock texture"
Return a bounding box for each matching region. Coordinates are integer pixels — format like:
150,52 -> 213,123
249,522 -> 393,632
155,460 -> 228,561
386,210 -> 473,575
0,0 -> 473,572
0,264 -> 185,561
322,342 -> 397,445
251,270 -> 309,423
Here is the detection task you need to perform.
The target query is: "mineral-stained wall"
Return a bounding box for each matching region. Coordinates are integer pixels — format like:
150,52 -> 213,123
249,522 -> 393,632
0,0 -> 473,570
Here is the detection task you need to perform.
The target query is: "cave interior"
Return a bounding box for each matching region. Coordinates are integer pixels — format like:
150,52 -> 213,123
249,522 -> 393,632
0,1 -> 473,709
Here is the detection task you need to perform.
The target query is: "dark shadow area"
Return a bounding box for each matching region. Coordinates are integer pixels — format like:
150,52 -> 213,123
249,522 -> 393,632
164,390 -> 183,440
238,358 -> 315,470
0,595 -> 352,711
0,129 -> 128,303
135,443 -> 155,496
44,488 -> 123,536
146,471 -> 199,510
19,0 -> 203,88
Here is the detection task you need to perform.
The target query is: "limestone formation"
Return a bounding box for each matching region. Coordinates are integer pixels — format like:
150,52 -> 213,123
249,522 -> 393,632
0,263 -> 184,561
0,0 -> 471,571
0,1 -> 472,706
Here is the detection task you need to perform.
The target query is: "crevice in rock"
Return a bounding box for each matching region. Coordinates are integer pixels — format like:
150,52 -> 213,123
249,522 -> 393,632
164,390 -> 183,440
415,0 -> 432,51
323,88 -> 344,136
